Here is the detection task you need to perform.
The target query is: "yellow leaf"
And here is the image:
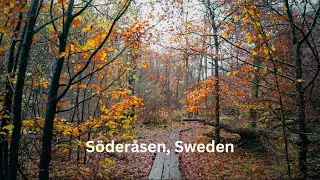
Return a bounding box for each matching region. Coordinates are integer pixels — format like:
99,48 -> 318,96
62,130 -> 71,136
279,15 -> 286,21
251,51 -> 258,56
37,64 -> 42,72
78,84 -> 87,89
263,66 -> 268,74
226,72 -> 232,76
98,23 -> 107,29
72,129 -> 79,136
62,148 -> 69,153
12,78 -> 17,84
283,6 -> 288,11
59,52 -> 66,58
141,61 -> 149,68
82,28 -> 87,33
76,16 -> 83,22
9,1 -> 15,8
265,33 -> 270,38
104,157 -> 116,164
3,124 -> 14,131
84,39 -> 96,49
121,0 -> 127,6
246,34 -> 254,44
107,121 -> 118,128
57,0 -> 63,6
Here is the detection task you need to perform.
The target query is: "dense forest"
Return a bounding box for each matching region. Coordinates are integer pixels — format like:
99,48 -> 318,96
0,0 -> 319,179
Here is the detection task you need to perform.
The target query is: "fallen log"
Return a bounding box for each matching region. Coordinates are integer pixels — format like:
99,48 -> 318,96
204,121 -> 282,152
204,121 -> 258,138
181,117 -> 206,122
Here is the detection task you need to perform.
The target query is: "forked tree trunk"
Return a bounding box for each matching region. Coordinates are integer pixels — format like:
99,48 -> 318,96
38,1 -> 75,179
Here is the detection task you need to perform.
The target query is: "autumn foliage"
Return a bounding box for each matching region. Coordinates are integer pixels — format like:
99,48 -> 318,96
0,0 -> 319,179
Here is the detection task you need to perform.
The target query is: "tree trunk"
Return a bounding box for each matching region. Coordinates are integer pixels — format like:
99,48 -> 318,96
285,2 -> 309,178
8,0 -> 40,179
285,0 -> 308,179
294,43 -> 308,179
184,6 -> 189,93
209,4 -> 221,143
39,1 -> 75,179
249,56 -> 260,128
198,54 -> 202,83
165,65 -> 170,106
0,11 -> 23,180
213,28 -> 220,143
175,68 -> 180,109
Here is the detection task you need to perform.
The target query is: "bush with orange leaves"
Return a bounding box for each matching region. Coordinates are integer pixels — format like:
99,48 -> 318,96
180,77 -> 217,115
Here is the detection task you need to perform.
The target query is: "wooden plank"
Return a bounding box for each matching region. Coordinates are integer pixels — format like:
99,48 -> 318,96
149,129 -> 182,180
161,148 -> 171,179
169,131 -> 181,179
148,152 -> 165,179
162,132 -> 175,179
169,152 -> 181,179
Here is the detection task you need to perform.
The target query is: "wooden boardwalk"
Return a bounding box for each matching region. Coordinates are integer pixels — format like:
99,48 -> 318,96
148,129 -> 182,180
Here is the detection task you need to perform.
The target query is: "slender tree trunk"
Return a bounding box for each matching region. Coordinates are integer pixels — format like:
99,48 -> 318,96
184,5 -> 189,93
249,57 -> 260,128
68,85 -> 80,160
212,23 -> 220,143
84,96 -> 101,165
175,69 -> 180,109
128,47 -> 136,96
13,25 -> 27,75
198,54 -> 202,83
39,1 -> 75,179
184,49 -> 189,92
285,2 -> 309,178
0,11 -> 23,180
206,2 -> 221,143
165,65 -> 170,106
128,47 -> 136,116
269,46 -> 291,175
294,43 -> 308,179
8,0 -> 40,179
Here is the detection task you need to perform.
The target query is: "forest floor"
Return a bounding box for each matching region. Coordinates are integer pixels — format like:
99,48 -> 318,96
112,121 -> 291,179
180,122 -> 290,179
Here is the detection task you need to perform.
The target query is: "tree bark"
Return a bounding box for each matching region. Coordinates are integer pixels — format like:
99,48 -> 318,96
249,56 -> 260,128
0,11 -> 23,180
294,43 -> 308,179
285,1 -> 309,178
38,1 -> 75,179
8,0 -> 40,179
207,1 -> 221,143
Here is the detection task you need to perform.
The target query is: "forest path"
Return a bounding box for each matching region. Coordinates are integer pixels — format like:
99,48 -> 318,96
148,129 -> 182,179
